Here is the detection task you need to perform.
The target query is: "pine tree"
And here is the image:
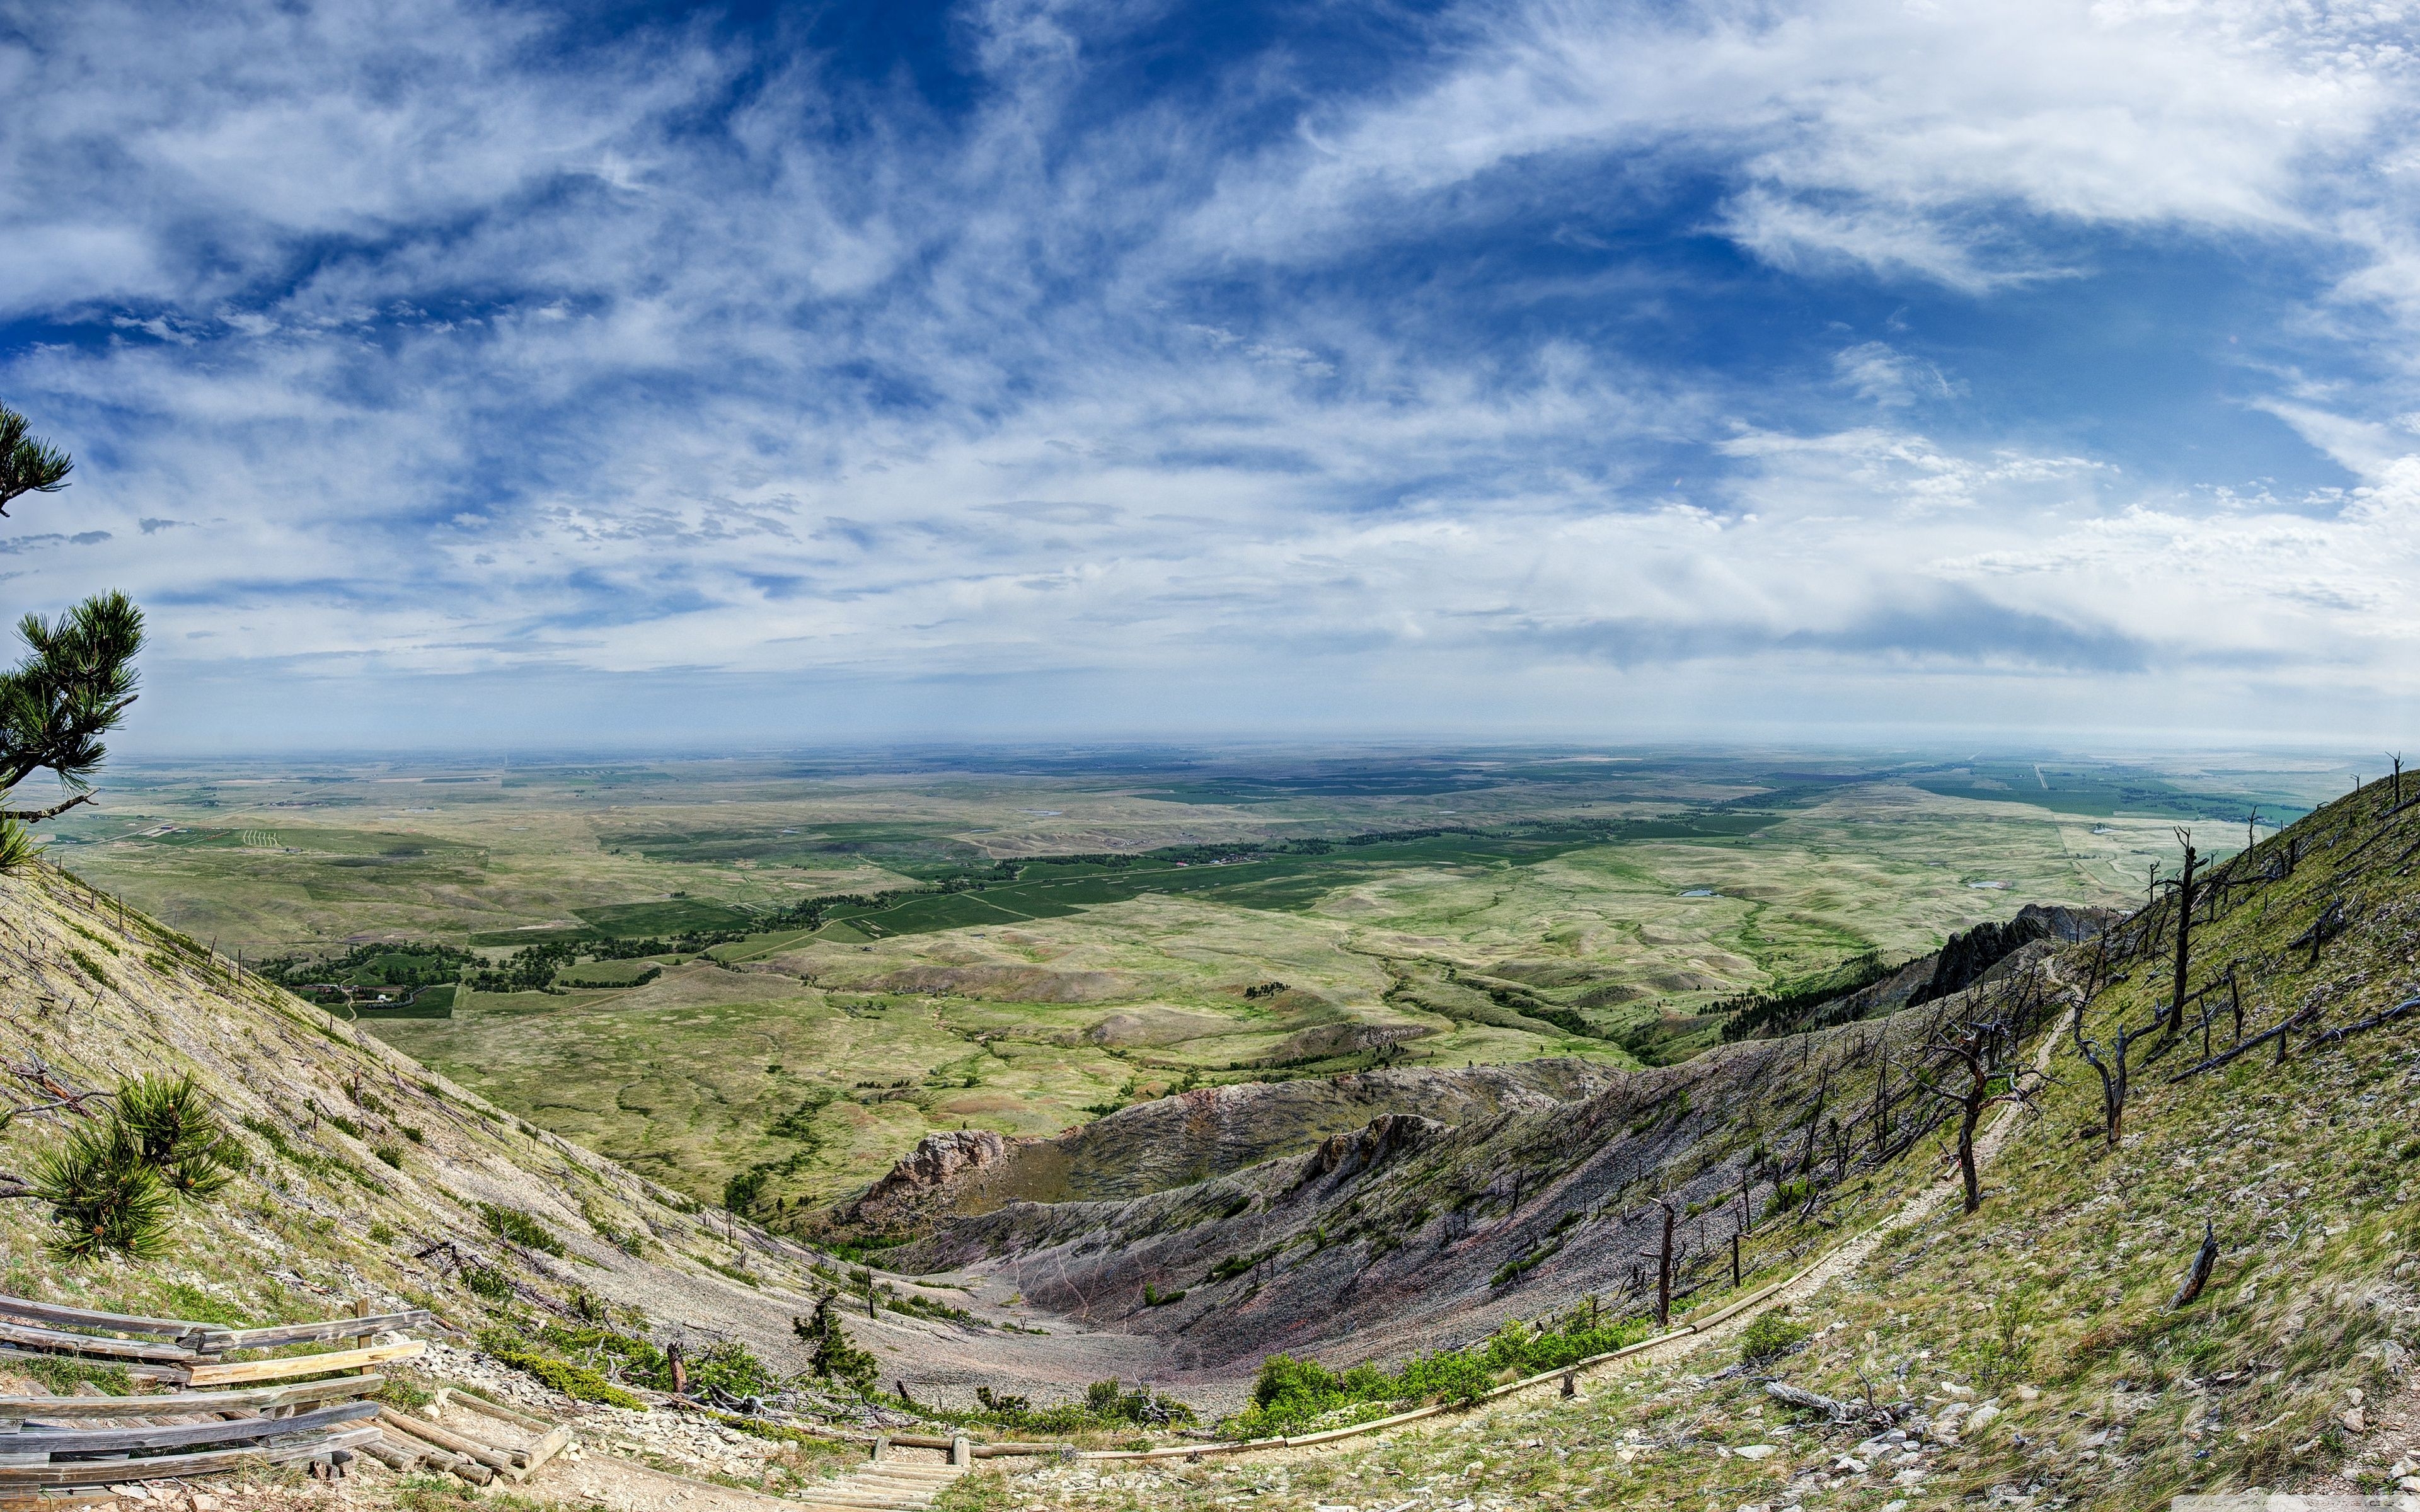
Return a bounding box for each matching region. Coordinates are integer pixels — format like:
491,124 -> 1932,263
0,404 -> 144,871
793,1293 -> 879,1395
26,1073 -> 239,1262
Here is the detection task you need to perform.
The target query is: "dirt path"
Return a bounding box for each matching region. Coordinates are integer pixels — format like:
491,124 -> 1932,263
1605,1004 -> 2060,1374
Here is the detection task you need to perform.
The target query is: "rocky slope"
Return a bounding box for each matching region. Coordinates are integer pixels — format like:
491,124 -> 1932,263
0,861 -> 1038,1399
892,1005 -> 1961,1399
837,1058 -> 1625,1236
934,772 -> 2420,1509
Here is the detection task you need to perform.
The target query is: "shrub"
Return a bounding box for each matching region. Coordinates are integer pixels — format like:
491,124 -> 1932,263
478,1327 -> 645,1408
1224,1306 -> 1653,1438
461,1264 -> 514,1302
1738,1314 -> 1812,1367
374,1145 -> 405,1169
686,1338 -> 778,1397
478,1203 -> 565,1256
723,1168 -> 767,1215
32,1072 -> 239,1261
1143,1283 -> 1187,1307
114,1073 -> 239,1199
793,1295 -> 879,1395
33,1125 -> 174,1262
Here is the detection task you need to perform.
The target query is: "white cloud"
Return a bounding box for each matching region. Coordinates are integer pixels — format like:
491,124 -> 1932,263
2,0 -> 2419,746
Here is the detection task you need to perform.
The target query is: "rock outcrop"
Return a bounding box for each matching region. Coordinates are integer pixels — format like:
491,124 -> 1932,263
848,1128 -> 1035,1227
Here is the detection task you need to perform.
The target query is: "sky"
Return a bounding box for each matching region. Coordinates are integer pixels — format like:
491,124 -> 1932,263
3,0 -> 2420,752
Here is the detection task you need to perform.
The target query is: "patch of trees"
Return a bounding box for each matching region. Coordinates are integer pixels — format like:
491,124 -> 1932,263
1717,951 -> 1901,1042
258,941 -> 472,992
466,941 -> 581,994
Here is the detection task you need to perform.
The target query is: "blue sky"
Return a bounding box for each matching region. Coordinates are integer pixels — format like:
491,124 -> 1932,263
3,0 -> 2419,750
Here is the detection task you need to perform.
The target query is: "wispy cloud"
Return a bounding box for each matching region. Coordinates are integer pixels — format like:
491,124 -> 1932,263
0,0 -> 2416,745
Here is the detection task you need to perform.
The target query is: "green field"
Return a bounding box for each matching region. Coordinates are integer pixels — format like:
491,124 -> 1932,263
36,746 -> 2351,1222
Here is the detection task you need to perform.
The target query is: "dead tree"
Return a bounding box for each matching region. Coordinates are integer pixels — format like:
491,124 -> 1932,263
1869,1040 -> 1894,1159
1796,1066 -> 1831,1177
2167,830 -> 2198,1036
1635,1198 -> 1679,1327
1920,1010 -> 2039,1214
2071,1002 -> 2152,1152
2170,1222 -> 2220,1309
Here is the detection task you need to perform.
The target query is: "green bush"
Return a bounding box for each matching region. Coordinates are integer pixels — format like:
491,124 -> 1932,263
374,1145 -> 404,1169
793,1295 -> 879,1395
461,1264 -> 514,1302
1738,1314 -> 1812,1366
1225,1310 -> 1652,1436
478,1327 -> 645,1408
478,1203 -> 566,1257
33,1073 -> 239,1261
686,1338 -> 778,1397
34,1124 -> 175,1262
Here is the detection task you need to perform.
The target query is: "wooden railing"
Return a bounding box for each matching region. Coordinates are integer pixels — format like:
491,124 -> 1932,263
0,1292 -> 432,1488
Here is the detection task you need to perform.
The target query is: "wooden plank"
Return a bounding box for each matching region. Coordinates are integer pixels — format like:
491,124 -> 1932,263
197,1309 -> 430,1354
0,1322 -> 193,1365
376,1406 -> 520,1474
0,1348 -> 180,1387
0,1423 -> 381,1487
184,1341 -> 422,1388
423,1410 -> 527,1461
0,1376 -> 383,1424
523,1424 -> 573,1474
0,1296 -> 204,1341
434,1387 -> 551,1435
3,1400 -> 376,1456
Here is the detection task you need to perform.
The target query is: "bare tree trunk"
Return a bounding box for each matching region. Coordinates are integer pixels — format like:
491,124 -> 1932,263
2167,835 -> 2198,1036
1956,1099 -> 1983,1213
1654,1200 -> 1676,1327
1797,1068 -> 1830,1177
2170,1222 -> 2220,1309
1870,1046 -> 1892,1159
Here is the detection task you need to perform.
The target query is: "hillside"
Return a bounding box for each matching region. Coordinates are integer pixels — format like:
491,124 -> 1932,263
6,764 -> 2412,1509
0,861 -> 1127,1508
915,772 -> 2420,1508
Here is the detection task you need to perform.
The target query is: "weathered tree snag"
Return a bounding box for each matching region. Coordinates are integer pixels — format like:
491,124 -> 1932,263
1870,1044 -> 1894,1159
2167,832 -> 2198,1036
1797,1067 -> 1831,1177
1922,1009 -> 2038,1214
2071,1007 -> 2151,1153
2167,1005 -> 2319,1082
2170,1221 -> 2220,1309
1650,1198 -> 1678,1327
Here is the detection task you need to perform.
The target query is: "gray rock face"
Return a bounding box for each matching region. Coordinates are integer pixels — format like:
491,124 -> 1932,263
827,1058 -> 1625,1236
848,1128 -> 1035,1227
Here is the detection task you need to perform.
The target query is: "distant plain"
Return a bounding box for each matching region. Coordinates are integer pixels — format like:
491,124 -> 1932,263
39,747 -> 2347,1220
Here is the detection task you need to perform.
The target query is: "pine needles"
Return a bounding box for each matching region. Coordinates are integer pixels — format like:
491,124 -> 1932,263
30,1072 -> 238,1262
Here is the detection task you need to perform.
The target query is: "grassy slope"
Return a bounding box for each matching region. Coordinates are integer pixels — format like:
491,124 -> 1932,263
939,775 -> 2420,1510
0,862 -> 833,1377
